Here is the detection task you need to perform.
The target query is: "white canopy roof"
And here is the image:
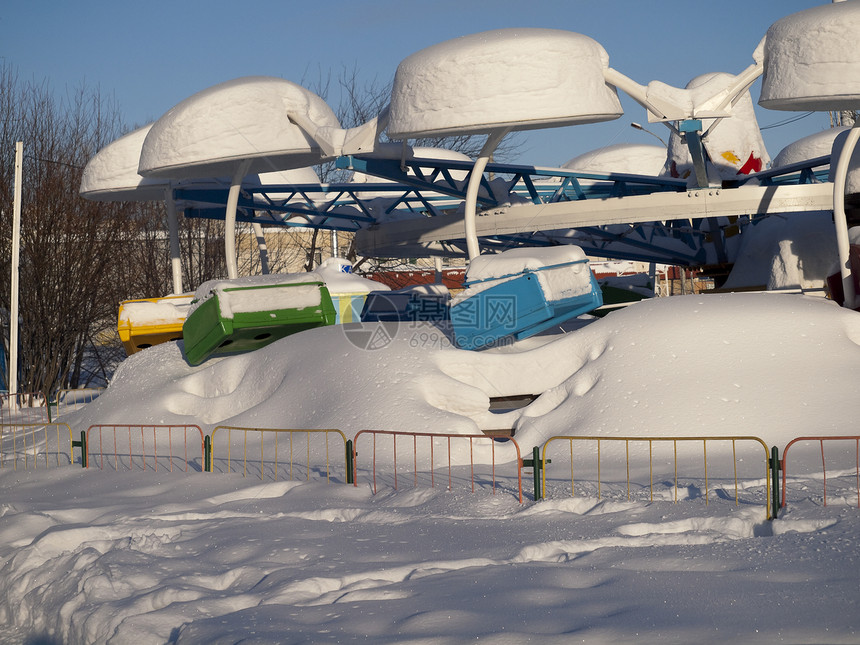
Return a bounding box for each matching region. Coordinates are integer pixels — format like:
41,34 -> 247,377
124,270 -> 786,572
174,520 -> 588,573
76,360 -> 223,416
79,125 -> 169,201
760,1 -> 860,111
387,28 -> 623,139
138,76 -> 342,180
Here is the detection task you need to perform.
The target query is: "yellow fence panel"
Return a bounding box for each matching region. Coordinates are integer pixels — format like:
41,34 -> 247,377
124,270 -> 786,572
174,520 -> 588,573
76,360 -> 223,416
52,387 -> 105,418
0,393 -> 49,424
541,435 -> 772,520
0,422 -> 74,470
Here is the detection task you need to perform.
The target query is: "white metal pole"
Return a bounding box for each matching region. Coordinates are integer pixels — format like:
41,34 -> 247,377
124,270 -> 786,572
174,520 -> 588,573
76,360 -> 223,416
9,142 -> 23,395
832,122 -> 860,308
252,222 -> 269,274
464,129 -> 508,261
224,159 -> 252,280
165,189 -> 184,295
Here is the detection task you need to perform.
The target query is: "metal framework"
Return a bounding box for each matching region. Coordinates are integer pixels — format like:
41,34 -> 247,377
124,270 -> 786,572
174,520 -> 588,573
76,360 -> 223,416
172,153 -> 833,267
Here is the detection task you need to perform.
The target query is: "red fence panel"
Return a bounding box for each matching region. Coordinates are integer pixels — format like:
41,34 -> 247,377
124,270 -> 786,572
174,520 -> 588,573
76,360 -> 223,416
353,430 -> 522,503
781,436 -> 860,508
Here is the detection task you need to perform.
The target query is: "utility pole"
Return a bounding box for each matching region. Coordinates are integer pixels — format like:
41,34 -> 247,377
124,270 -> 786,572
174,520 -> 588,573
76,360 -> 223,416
10,142 -> 22,396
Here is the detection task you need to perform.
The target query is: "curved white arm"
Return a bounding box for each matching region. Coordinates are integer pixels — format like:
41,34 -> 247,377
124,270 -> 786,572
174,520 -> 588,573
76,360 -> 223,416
465,129 -> 509,260
224,159 -> 252,280
604,43 -> 763,123
833,122 -> 860,308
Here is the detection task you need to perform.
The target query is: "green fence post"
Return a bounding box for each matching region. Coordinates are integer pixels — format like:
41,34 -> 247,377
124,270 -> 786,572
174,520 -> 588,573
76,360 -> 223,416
521,446 -> 547,501
345,439 -> 354,485
769,445 -> 781,520
204,435 -> 211,472
532,446 -> 542,501
71,430 -> 87,468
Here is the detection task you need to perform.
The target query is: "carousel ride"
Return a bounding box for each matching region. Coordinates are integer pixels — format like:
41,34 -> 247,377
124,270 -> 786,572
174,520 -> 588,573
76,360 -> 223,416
79,1 -> 860,364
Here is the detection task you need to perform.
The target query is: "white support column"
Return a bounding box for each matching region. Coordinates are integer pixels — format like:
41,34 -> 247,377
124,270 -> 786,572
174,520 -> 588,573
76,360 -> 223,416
464,129 -> 508,261
165,189 -> 183,295
252,222 -> 269,275
224,159 -> 252,280
9,142 -> 22,395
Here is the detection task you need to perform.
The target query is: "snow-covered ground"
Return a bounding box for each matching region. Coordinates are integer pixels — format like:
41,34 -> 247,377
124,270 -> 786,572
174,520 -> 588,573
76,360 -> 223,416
0,465 -> 856,644
0,292 -> 859,643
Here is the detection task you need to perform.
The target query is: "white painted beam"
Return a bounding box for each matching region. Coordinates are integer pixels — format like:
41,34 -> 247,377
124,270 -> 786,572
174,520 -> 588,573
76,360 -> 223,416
354,183 -> 834,254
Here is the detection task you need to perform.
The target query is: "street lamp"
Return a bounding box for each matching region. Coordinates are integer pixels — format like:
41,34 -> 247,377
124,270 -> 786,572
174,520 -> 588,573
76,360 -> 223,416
630,122 -> 668,147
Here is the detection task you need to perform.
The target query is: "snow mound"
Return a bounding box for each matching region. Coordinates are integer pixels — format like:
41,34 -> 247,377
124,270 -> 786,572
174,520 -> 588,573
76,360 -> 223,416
72,293 -> 860,449
760,1 -> 860,111
139,77 -> 342,179
513,294 -> 860,447
387,28 -> 623,138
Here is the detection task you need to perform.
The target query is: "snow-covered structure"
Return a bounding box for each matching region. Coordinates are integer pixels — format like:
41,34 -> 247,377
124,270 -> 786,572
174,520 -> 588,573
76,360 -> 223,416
388,28 -> 623,138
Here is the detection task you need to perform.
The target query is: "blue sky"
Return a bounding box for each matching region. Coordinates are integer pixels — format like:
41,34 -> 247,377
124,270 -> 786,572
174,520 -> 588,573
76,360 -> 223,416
1,0 -> 831,168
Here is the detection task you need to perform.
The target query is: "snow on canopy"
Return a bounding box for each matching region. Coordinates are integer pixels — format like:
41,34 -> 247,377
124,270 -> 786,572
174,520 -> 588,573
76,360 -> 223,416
760,1 -> 860,111
69,292 -> 860,449
138,76 -> 342,179
79,124 -> 169,201
661,72 -> 769,182
562,142 -> 666,175
387,28 -> 623,139
772,126 -> 847,168
80,122 -> 325,203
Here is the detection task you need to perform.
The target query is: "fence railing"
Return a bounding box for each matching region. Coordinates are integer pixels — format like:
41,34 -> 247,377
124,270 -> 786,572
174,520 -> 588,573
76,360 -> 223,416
781,436 -> 860,508
0,422 -> 73,470
207,426 -> 348,482
0,392 -> 49,424
85,424 -> 205,472
541,435 -> 773,520
51,387 -> 104,419
353,430 -> 523,503
22,422 -> 860,519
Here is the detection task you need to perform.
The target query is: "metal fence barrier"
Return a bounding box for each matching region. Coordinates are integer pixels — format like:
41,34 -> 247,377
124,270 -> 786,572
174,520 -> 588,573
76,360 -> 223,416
16,421 -> 860,521
353,430 -> 523,503
541,435 -> 773,520
208,426 -> 348,482
51,387 -> 104,419
0,392 -> 49,424
85,424 -> 205,472
781,436 -> 860,508
0,422 -> 74,470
